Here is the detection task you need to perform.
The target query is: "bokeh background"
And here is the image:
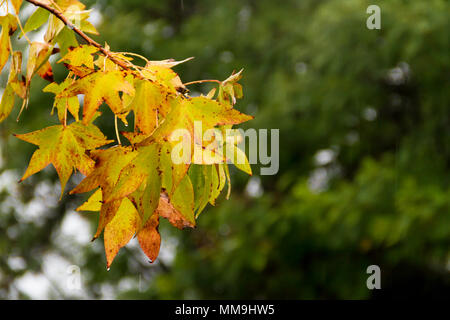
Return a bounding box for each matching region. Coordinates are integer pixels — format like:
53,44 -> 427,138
0,0 -> 449,299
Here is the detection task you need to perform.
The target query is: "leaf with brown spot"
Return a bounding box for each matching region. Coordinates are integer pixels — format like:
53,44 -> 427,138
158,191 -> 195,229
129,79 -> 172,135
70,146 -> 137,196
26,42 -> 54,85
58,70 -> 135,124
58,44 -> 98,69
15,122 -> 112,196
76,188 -> 102,212
0,14 -> 17,74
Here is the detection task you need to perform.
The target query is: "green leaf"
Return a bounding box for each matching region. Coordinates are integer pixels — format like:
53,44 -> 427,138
80,20 -> 99,35
55,27 -> 78,57
225,143 -> 252,175
22,7 -> 50,35
171,174 -> 195,226
0,85 -> 16,122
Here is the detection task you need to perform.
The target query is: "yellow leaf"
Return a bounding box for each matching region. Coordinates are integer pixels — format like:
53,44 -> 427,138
0,51 -> 23,122
70,146 -> 137,196
44,80 -> 80,122
44,13 -> 64,43
15,122 -> 112,196
26,42 -> 54,85
58,44 -> 98,69
130,80 -> 171,135
142,64 -> 186,93
76,188 -> 102,212
58,70 -> 135,124
142,96 -> 253,145
0,14 -> 18,74
225,142 -> 252,175
104,197 -> 139,268
0,85 -> 15,122
11,0 -> 23,14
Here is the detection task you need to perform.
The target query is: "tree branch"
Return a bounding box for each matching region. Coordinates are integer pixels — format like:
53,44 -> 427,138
24,0 -> 130,71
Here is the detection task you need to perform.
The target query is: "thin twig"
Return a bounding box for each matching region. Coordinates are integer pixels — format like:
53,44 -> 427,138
24,0 -> 130,71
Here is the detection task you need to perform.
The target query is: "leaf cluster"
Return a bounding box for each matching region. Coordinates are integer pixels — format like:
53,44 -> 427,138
0,0 -> 253,267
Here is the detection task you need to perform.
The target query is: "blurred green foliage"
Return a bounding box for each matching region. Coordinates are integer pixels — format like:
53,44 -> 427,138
0,0 -> 449,299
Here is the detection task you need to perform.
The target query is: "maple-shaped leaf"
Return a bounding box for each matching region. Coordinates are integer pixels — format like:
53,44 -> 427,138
58,44 -> 98,69
219,69 -> 244,106
58,70 -> 135,124
0,14 -> 18,74
15,122 -> 112,196
70,146 -> 138,196
77,189 -> 161,266
71,146 -> 138,238
142,96 -> 253,146
104,144 -> 164,228
43,1 -> 87,43
76,188 -> 192,266
108,145 -> 195,227
103,196 -> 140,268
44,78 -> 80,122
139,96 -> 252,183
129,79 -> 173,135
142,64 -> 187,94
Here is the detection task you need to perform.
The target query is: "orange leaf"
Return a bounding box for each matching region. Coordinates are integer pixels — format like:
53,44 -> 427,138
137,212 -> 161,263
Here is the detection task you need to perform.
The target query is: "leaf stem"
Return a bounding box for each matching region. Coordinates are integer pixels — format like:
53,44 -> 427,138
114,115 -> 121,145
183,79 -> 221,86
14,14 -> 32,45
